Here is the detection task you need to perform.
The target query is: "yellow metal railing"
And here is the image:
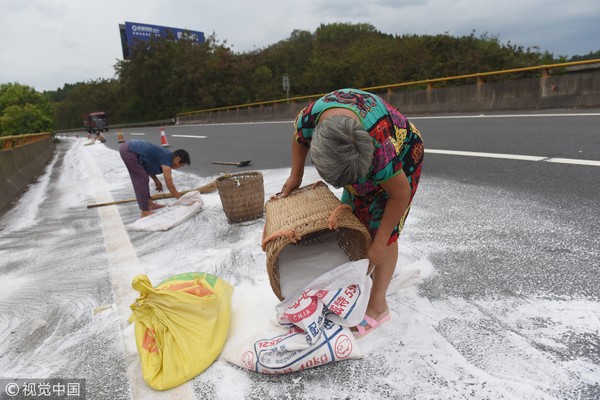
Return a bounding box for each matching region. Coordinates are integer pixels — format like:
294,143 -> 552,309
363,58 -> 600,92
177,58 -> 600,118
1,132 -> 53,151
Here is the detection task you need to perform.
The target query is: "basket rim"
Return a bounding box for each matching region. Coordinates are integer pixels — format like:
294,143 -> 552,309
216,170 -> 263,182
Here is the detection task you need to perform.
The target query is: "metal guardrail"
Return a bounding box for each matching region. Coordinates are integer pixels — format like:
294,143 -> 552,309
1,132 -> 53,151
109,118 -> 175,130
176,58 -> 600,118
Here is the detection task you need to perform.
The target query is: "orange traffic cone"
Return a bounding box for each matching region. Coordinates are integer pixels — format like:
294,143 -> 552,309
160,128 -> 170,147
117,130 -> 125,143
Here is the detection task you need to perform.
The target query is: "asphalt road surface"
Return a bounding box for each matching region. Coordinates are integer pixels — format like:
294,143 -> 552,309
101,109 -> 600,220
2,109 -> 598,399
98,110 -> 600,299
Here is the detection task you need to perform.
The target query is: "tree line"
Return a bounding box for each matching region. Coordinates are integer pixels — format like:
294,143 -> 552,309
2,22 -> 591,135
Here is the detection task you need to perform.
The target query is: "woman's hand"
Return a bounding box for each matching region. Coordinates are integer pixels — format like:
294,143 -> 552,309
280,139 -> 309,196
280,174 -> 302,197
150,175 -> 163,192
366,240 -> 387,274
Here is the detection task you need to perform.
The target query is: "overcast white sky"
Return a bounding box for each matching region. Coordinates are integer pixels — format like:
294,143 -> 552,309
1,0 -> 599,92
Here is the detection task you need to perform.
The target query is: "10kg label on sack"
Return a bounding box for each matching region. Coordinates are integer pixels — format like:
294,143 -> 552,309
246,319 -> 357,374
223,259 -> 371,374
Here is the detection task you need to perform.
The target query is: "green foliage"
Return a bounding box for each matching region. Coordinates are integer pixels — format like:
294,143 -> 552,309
51,79 -> 121,130
112,33 -> 246,121
0,104 -> 53,136
9,22 -> 594,130
0,83 -> 53,136
570,50 -> 600,61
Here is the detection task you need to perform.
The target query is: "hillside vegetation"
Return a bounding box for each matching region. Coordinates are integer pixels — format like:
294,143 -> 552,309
3,23 -> 584,133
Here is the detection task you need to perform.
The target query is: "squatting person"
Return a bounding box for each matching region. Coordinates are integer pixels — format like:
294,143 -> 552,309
119,139 -> 191,218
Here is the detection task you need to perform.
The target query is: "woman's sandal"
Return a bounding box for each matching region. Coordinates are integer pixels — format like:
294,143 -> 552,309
352,312 -> 391,338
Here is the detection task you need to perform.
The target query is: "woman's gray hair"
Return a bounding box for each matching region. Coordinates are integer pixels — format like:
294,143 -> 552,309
311,115 -> 374,188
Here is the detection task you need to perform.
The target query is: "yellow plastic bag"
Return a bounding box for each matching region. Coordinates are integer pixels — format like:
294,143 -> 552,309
128,272 -> 233,390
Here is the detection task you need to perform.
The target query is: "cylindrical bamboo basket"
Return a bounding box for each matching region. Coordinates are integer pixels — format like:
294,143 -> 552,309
216,171 -> 264,223
261,181 -> 372,300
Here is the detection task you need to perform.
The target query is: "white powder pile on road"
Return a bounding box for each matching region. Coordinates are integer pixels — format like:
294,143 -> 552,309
0,138 -> 598,399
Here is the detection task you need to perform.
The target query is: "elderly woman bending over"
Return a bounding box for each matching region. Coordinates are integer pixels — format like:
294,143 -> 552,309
280,88 -> 424,338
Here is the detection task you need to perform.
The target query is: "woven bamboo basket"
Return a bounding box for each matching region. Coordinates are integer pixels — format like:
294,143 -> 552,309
261,181 -> 372,300
216,171 -> 264,223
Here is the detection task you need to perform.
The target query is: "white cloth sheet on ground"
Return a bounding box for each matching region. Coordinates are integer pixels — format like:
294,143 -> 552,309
222,259 -> 372,374
125,191 -> 204,231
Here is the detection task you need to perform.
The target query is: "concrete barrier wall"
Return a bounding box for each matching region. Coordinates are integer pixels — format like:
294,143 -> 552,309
177,70 -> 600,125
387,71 -> 600,114
0,137 -> 55,213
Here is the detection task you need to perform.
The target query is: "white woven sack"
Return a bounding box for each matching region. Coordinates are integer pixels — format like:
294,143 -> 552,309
222,259 -> 371,374
125,191 -> 204,231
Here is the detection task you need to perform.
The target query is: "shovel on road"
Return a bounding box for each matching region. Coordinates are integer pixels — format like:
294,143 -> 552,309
212,160 -> 252,167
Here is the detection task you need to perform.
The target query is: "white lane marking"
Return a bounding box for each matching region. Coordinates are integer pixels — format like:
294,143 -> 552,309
81,147 -> 195,400
410,113 -> 600,120
171,135 -> 207,138
545,157 -> 600,167
425,149 -> 546,162
425,148 -> 600,167
130,132 -> 146,135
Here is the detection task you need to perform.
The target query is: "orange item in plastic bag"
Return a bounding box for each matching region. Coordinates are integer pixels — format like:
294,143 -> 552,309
128,272 -> 233,390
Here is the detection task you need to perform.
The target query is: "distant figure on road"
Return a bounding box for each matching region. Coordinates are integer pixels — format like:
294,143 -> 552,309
280,88 -> 424,338
119,139 -> 191,218
93,131 -> 106,144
